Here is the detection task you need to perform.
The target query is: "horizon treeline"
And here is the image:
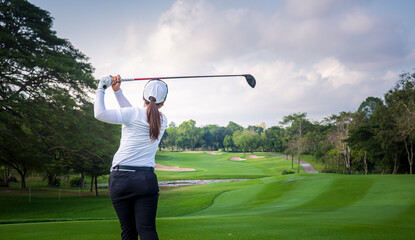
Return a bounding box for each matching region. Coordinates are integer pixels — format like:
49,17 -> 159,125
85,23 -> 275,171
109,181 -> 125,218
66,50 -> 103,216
161,71 -> 415,175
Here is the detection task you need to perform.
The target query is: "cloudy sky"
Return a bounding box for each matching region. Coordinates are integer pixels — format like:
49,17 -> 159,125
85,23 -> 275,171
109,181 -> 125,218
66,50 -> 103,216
29,0 -> 415,127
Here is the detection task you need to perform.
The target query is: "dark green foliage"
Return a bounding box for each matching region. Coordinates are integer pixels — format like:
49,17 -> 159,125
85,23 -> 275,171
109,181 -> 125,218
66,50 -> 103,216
358,96 -> 383,119
281,169 -> 295,175
264,126 -> 285,152
0,0 -> 119,189
69,177 -> 82,187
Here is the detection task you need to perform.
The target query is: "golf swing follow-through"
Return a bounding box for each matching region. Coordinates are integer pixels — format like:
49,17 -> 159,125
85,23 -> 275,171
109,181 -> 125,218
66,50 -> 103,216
94,73 -> 255,240
95,75 -> 168,240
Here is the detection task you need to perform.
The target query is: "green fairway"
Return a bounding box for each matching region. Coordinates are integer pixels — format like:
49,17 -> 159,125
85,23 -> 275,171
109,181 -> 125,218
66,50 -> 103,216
1,152 -> 415,239
155,151 -> 305,180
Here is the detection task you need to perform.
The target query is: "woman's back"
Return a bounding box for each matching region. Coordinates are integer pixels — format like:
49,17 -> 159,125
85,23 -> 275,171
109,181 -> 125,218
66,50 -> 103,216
113,107 -> 167,168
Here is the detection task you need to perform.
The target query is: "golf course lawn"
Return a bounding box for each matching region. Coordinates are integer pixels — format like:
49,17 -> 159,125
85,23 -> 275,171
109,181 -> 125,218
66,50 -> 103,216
1,152 -> 414,239
155,151 -> 306,180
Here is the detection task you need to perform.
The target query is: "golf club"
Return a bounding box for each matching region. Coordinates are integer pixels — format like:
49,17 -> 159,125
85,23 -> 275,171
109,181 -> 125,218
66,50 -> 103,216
102,74 -> 256,89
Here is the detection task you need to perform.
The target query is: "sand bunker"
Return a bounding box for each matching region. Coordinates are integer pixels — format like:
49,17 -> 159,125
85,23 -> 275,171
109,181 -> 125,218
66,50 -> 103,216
230,157 -> 246,161
155,164 -> 196,171
245,155 -> 265,159
206,151 -> 223,155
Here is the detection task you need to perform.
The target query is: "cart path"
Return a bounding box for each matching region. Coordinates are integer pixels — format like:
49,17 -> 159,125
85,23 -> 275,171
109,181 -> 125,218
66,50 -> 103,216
265,152 -> 319,173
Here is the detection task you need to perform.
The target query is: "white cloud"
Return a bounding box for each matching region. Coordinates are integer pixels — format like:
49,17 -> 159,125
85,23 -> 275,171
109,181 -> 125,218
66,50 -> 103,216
382,70 -> 400,82
284,0 -> 338,19
313,57 -> 365,88
339,10 -> 374,35
85,0 -> 414,127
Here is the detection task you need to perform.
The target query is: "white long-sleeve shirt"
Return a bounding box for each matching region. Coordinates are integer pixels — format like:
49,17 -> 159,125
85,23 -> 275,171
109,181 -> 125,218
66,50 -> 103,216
94,89 -> 167,169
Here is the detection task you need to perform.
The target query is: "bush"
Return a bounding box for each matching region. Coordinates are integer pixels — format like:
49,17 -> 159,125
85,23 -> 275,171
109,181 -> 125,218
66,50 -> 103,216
282,169 -> 295,175
48,177 -> 61,187
70,177 -> 82,187
8,176 -> 18,182
320,168 -> 338,173
0,181 -> 8,187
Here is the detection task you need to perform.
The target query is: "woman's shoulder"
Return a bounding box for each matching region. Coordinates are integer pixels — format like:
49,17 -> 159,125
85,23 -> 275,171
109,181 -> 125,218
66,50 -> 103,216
161,112 -> 167,120
161,112 -> 168,126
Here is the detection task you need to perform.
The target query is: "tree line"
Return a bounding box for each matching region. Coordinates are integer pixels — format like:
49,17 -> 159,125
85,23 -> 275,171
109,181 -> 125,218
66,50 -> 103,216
160,71 -> 415,175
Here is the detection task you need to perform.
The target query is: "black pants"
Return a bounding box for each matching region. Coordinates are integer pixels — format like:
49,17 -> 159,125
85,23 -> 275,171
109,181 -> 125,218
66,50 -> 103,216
109,170 -> 159,240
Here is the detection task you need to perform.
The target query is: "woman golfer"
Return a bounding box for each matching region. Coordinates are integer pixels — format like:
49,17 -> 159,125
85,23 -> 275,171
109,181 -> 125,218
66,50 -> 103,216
95,75 -> 168,240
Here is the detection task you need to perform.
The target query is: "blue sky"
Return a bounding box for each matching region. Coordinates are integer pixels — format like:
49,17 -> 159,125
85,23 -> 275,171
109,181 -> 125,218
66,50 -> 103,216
29,0 -> 415,127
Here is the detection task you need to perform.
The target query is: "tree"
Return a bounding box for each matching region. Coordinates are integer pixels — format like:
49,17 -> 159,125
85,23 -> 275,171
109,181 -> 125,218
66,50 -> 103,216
247,125 -> 264,134
304,130 -> 323,162
202,127 -> 214,150
165,122 -> 178,151
384,71 -> 415,174
345,96 -> 385,174
233,130 -> 260,154
0,0 -> 104,188
264,126 -> 285,152
212,126 -> 227,150
0,110 -> 46,188
246,130 -> 260,153
178,120 -> 203,151
280,113 -> 310,173
347,124 -> 381,174
0,0 -> 95,103
358,97 -> 383,120
233,130 -> 249,154
226,121 -> 243,134
223,135 -> 234,152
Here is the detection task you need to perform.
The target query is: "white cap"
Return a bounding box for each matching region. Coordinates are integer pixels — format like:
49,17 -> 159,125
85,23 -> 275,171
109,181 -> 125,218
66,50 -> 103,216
143,79 -> 168,104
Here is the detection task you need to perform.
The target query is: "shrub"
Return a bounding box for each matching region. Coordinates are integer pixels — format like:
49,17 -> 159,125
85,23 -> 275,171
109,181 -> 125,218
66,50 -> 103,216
0,181 -> 8,187
8,176 -> 18,182
70,177 -> 82,187
282,169 -> 295,175
49,177 -> 61,187
320,168 -> 338,173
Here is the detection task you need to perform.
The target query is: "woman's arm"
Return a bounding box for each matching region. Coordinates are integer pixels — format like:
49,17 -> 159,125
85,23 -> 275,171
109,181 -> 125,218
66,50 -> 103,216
114,89 -> 133,108
111,75 -> 133,108
94,76 -> 136,124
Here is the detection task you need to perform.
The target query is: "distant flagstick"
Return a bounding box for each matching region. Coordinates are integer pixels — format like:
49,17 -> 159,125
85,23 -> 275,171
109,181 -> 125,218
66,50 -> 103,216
116,74 -> 256,88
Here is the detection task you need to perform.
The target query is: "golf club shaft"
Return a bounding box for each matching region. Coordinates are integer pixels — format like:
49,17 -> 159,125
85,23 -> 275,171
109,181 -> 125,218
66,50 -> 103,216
120,74 -> 250,82
101,74 -> 255,88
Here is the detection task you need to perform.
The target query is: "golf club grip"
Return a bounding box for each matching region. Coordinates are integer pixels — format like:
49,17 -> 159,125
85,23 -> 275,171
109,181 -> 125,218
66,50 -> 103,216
103,78 -> 140,89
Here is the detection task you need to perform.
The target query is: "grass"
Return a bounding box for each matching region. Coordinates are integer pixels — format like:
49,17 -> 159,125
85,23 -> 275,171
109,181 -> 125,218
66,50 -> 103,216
1,152 -> 415,239
0,188 -> 114,224
7,174 -> 110,189
155,151 -> 305,180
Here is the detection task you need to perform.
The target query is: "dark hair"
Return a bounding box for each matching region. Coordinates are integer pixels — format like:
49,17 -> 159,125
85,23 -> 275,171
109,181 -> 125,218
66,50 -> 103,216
146,96 -> 163,141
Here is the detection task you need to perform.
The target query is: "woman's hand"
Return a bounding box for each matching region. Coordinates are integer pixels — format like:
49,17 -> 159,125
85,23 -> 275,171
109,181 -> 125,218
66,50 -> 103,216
110,75 -> 121,92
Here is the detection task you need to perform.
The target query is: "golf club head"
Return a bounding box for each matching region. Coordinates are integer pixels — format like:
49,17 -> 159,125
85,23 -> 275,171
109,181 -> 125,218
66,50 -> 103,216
244,74 -> 256,88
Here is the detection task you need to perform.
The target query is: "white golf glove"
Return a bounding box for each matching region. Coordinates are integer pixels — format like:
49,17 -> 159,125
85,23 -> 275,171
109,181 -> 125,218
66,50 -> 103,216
97,76 -> 112,90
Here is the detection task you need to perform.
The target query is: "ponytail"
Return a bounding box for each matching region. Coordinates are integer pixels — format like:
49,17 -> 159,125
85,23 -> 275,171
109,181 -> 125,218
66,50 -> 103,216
146,96 -> 162,141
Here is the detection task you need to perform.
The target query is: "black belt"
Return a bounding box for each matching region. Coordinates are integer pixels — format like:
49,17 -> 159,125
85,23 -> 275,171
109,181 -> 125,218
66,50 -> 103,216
113,165 -> 154,171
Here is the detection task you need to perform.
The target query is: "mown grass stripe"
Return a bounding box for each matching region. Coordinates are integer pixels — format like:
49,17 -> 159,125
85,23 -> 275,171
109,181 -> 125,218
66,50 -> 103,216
292,176 -> 374,212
